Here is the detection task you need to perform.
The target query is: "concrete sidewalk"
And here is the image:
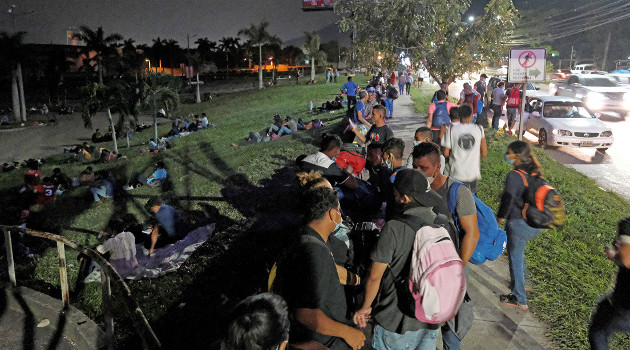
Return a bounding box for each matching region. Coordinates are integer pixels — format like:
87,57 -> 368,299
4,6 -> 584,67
388,93 -> 554,350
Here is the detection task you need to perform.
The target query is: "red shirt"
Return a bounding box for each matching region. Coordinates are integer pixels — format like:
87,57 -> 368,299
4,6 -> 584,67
25,170 -> 41,188
35,183 -> 56,206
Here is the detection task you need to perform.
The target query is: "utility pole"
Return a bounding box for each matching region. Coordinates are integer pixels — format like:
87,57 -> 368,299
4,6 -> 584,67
602,31 -> 612,71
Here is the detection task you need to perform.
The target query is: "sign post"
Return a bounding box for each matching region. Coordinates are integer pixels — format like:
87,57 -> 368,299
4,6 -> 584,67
508,48 -> 546,140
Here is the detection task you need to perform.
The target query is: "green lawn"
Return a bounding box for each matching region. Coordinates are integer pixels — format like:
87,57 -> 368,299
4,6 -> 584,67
0,75 -> 365,347
410,88 -> 630,349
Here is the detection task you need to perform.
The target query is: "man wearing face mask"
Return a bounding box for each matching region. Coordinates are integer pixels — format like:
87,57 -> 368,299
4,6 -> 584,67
381,138 -> 406,220
277,187 -> 366,350
406,127 -> 446,174
411,142 -> 479,350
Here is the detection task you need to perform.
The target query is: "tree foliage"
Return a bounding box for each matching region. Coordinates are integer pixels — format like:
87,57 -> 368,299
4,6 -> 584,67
72,26 -> 123,84
238,22 -> 281,89
335,0 -> 517,83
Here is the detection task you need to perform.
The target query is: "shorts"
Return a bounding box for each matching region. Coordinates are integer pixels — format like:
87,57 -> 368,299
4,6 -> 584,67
507,107 -> 520,125
419,77 -> 424,81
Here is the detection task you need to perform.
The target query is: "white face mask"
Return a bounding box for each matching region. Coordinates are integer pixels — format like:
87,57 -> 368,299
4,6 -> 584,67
385,156 -> 394,170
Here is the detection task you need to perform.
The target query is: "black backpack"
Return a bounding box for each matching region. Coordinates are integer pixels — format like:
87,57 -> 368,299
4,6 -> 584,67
387,86 -> 399,100
514,170 -> 567,229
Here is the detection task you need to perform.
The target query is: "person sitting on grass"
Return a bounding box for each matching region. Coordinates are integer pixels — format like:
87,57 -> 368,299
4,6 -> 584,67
34,177 -> 56,206
90,171 -> 115,203
149,138 -> 166,152
96,218 -> 138,278
269,114 -> 293,136
145,197 -> 190,255
19,160 -> 41,193
147,161 -> 167,187
199,113 -> 209,129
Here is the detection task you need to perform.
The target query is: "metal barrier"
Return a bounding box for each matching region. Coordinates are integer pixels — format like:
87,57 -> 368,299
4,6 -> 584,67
2,225 -> 161,350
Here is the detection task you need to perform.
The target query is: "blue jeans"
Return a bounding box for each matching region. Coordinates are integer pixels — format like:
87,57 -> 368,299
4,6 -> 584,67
90,186 -> 110,202
269,124 -> 293,136
373,324 -> 438,350
589,296 -> 630,350
441,324 -> 461,350
398,83 -> 405,95
506,218 -> 541,305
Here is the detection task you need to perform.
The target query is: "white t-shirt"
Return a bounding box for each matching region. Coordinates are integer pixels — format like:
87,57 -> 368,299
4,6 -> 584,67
441,123 -> 485,182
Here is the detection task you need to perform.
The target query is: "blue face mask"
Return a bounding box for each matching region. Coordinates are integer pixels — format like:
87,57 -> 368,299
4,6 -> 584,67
333,209 -> 342,232
504,154 -> 515,165
413,140 -> 421,147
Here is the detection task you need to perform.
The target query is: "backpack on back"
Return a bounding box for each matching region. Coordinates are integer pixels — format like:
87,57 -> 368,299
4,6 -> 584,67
447,181 -> 507,265
397,216 -> 466,324
432,101 -> 450,128
506,88 -> 521,108
387,86 -> 399,100
514,170 -> 567,229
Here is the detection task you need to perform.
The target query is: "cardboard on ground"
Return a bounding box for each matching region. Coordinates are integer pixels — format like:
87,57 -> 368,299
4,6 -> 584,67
508,48 -> 546,83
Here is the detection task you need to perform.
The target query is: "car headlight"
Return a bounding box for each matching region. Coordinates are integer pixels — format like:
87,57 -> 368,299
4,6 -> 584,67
586,91 -> 605,110
600,130 -> 613,137
552,129 -> 572,136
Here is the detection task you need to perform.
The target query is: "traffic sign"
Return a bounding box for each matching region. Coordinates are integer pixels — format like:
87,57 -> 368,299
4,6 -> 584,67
508,48 -> 546,82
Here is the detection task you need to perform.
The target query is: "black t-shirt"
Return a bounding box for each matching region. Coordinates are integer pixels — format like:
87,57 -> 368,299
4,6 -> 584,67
278,227 -> 349,347
366,124 -> 394,146
613,234 -> 630,309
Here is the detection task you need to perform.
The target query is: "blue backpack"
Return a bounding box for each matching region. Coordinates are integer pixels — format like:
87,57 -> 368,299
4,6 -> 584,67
432,102 -> 450,128
447,182 -> 507,265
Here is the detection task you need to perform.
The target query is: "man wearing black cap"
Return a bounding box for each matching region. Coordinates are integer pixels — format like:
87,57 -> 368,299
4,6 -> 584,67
353,169 -> 445,349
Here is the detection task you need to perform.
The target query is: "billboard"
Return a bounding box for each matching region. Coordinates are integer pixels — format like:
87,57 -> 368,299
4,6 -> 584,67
303,0 -> 337,11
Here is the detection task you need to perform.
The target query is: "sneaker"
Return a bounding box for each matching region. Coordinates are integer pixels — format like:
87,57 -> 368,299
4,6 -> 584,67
500,293 -> 528,310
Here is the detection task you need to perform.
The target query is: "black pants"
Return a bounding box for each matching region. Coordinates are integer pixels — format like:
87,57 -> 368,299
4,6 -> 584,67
347,96 -> 356,111
405,82 -> 411,94
491,104 -> 502,130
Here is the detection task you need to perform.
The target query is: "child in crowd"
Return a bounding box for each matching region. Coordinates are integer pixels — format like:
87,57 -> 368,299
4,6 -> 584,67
96,218 -> 138,278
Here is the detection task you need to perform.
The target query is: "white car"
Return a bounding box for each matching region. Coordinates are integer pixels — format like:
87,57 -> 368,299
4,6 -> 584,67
523,96 -> 614,152
497,65 -> 508,75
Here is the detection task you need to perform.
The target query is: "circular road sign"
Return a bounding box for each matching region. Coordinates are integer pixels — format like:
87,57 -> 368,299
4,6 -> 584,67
518,51 -> 537,69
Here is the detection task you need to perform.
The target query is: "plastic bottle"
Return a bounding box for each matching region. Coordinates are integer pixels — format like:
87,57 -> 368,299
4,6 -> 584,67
310,101 -> 313,111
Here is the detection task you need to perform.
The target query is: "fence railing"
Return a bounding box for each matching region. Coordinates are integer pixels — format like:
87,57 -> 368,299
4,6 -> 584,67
1,225 -> 161,350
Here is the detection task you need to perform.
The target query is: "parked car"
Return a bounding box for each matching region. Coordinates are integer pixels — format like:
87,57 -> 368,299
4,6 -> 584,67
548,75 -> 630,117
506,82 -> 544,100
608,72 -> 630,88
523,96 -> 613,152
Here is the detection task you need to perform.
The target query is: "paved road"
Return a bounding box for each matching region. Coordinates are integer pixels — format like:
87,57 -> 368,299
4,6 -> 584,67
0,113 -> 157,165
446,79 -> 630,201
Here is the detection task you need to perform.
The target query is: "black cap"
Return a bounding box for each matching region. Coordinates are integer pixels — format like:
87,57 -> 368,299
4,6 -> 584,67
480,73 -> 488,78
394,169 -> 442,207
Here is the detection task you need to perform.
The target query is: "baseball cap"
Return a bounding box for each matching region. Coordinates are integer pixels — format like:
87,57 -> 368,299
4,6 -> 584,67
394,169 -> 442,207
480,73 -> 488,78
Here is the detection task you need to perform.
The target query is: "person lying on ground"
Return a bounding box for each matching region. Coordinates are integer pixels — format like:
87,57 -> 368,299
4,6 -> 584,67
145,197 -> 190,255
285,115 -> 298,133
96,218 -> 138,278
269,115 -> 293,137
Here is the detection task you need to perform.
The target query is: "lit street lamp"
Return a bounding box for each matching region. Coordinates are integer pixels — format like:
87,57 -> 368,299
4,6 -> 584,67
468,16 -> 475,22
145,59 -> 151,72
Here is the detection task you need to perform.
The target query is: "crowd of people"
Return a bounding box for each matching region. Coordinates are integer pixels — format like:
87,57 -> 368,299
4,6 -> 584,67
217,77 -> 627,350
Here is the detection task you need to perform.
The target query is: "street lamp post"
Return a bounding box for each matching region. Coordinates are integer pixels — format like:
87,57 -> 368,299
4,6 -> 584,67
145,59 -> 151,73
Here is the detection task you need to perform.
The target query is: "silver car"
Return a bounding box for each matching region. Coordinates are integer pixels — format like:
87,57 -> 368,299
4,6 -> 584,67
523,96 -> 614,153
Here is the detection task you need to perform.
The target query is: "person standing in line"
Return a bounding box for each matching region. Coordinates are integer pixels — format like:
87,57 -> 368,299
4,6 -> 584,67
405,73 -> 413,95
398,72 -> 406,96
441,104 -> 487,193
505,83 -> 523,135
341,76 -> 359,111
496,140 -> 542,310
588,217 -> 630,350
490,81 -> 507,130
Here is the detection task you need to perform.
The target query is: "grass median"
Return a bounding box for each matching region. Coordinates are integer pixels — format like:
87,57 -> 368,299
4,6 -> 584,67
411,85 -> 630,349
0,74 -> 360,347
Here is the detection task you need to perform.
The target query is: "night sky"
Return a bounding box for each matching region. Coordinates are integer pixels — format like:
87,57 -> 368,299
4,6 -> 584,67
0,0 -> 604,48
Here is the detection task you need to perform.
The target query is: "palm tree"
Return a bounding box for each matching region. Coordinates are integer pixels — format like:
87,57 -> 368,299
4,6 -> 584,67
120,39 -> 145,82
195,37 -> 217,62
0,31 -> 27,122
238,22 -> 281,89
300,32 -> 327,83
72,26 -> 123,84
149,37 -> 168,70
218,37 -> 240,78
164,39 -> 182,73
140,72 -> 181,141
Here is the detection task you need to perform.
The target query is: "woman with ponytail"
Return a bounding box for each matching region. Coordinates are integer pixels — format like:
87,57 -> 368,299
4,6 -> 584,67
496,140 -> 543,310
